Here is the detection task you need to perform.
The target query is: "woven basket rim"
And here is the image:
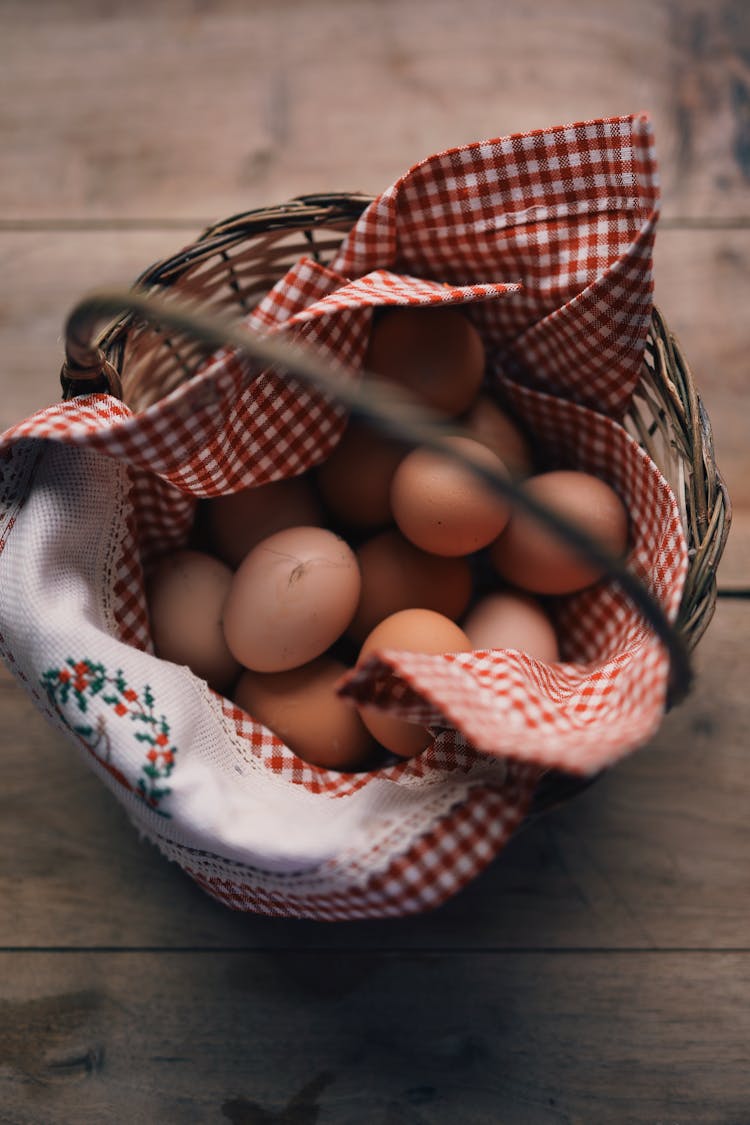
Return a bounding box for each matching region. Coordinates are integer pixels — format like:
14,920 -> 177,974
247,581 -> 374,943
79,192 -> 730,644
60,192 -> 732,811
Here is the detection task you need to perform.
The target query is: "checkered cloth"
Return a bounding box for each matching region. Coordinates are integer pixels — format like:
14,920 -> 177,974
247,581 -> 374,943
0,113 -> 689,919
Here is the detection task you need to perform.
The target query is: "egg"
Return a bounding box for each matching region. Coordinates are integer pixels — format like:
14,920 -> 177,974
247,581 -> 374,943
490,470 -> 629,594
390,436 -> 511,557
463,591 -> 560,662
234,657 -> 375,770
222,526 -> 361,673
316,421 -> 409,530
203,475 -> 322,568
349,530 -> 473,644
357,608 -> 472,757
147,549 -> 239,693
357,706 -> 433,761
463,394 -> 535,479
365,305 -> 485,417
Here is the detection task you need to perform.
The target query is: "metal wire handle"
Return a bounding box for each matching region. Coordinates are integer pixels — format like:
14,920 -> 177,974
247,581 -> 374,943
60,287 -> 693,706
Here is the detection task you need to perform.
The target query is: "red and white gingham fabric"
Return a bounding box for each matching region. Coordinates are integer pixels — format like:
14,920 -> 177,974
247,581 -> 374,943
0,113 -> 689,919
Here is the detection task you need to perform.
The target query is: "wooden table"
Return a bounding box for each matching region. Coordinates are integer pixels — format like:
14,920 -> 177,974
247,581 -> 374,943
1,3 -> 748,1121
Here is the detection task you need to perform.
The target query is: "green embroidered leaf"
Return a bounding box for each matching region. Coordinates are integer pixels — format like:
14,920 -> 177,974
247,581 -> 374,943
43,659 -> 176,817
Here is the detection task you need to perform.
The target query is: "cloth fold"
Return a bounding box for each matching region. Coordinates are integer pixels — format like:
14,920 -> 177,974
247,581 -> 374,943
0,113 -> 687,919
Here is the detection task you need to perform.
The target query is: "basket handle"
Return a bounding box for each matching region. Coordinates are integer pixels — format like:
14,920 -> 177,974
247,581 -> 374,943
60,308 -> 124,400
60,287 -> 692,707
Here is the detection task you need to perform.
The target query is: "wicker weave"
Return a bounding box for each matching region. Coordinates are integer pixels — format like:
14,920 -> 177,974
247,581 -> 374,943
65,194 -> 730,650
59,194 -> 731,810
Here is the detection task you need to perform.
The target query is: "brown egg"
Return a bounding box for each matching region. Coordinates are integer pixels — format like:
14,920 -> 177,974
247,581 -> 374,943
463,592 -> 560,662
365,305 -> 485,417
349,530 -> 473,644
204,475 -> 322,568
222,526 -> 361,673
357,706 -> 433,761
357,608 -> 472,757
147,549 -> 239,693
234,657 -> 375,770
390,436 -> 511,557
490,470 -> 629,595
316,421 -> 409,530
463,395 -> 535,479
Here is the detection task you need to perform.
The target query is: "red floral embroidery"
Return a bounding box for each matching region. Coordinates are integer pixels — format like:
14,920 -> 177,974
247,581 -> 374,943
40,659 -> 177,817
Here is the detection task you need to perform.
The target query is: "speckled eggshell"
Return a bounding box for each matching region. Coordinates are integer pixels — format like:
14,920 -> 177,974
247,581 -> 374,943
234,657 -> 376,771
349,529 -> 473,644
365,304 -> 485,417
463,591 -> 560,662
390,436 -> 511,557
463,395 -> 535,479
204,475 -> 322,568
315,421 -> 409,530
222,526 -> 361,673
490,470 -> 629,595
357,608 -> 472,757
147,549 -> 239,694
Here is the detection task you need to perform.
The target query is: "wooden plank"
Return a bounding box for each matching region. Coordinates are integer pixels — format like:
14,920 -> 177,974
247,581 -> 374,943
1,598 -> 748,950
2,6 -> 746,1120
719,509 -> 750,592
0,229 -> 185,433
0,950 -> 748,1122
652,228 -> 750,514
1,0 -> 749,221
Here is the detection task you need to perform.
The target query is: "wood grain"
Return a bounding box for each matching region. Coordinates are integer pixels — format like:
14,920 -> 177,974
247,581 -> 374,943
1,598 -> 747,951
0,229 -> 186,432
1,950 -> 748,1123
652,229 -> 750,512
1,2 -> 749,1117
719,510 -> 750,592
1,0 -> 749,221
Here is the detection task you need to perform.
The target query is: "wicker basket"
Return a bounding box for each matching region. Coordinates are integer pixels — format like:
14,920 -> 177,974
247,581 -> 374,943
60,192 -> 732,809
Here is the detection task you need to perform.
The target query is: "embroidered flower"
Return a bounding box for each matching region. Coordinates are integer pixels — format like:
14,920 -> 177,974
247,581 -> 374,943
41,660 -> 178,817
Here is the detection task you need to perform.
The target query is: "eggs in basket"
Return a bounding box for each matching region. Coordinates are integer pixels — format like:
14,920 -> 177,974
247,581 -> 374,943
146,305 -> 629,771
